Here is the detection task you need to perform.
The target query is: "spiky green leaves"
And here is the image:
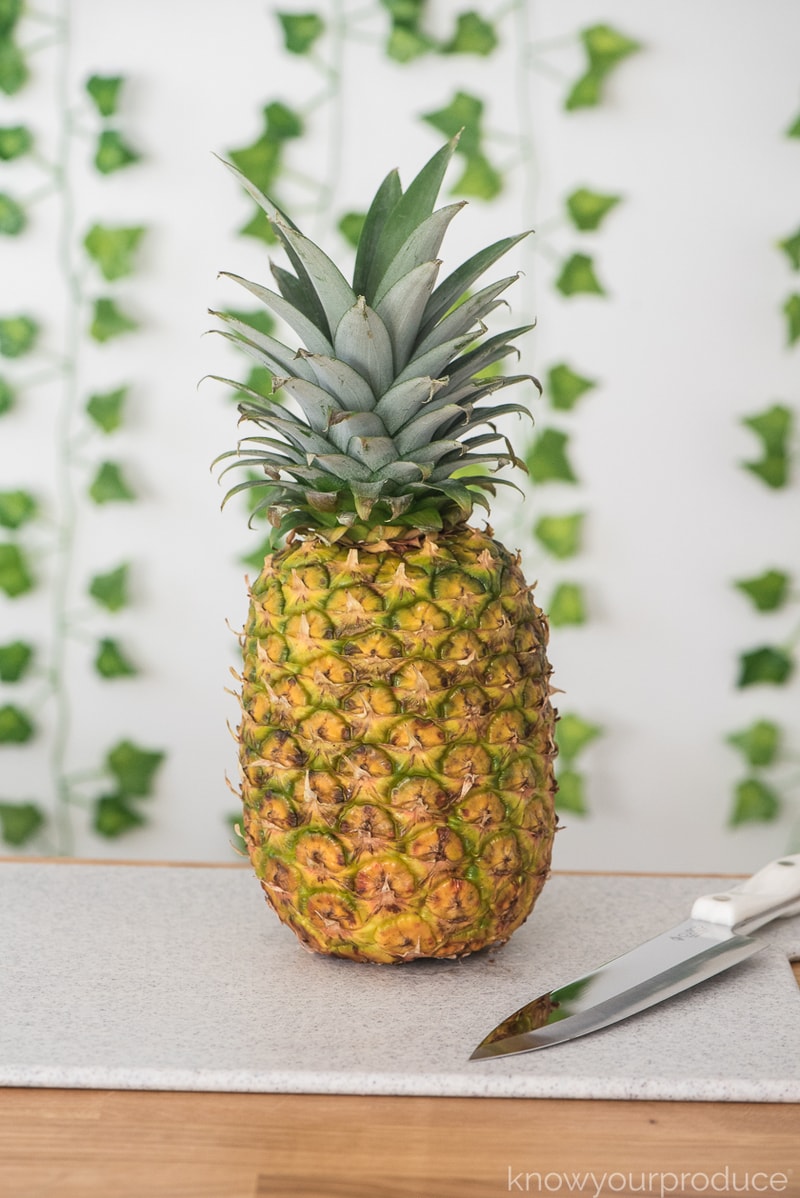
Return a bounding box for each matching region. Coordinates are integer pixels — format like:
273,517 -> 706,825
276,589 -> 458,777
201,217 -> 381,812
215,142 -> 538,537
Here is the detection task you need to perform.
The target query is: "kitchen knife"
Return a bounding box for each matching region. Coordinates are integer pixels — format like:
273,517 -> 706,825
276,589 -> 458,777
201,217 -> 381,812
470,853 -> 800,1060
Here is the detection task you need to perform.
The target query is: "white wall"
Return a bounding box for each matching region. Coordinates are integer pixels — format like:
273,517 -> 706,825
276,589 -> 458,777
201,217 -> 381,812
1,0 -> 798,870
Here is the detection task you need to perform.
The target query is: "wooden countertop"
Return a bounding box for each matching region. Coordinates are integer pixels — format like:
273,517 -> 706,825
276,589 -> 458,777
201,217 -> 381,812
2,860 -> 798,1198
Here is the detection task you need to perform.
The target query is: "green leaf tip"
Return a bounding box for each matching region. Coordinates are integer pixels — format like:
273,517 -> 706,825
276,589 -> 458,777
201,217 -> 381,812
737,646 -> 794,688
94,638 -> 138,679
726,720 -> 781,769
729,778 -> 781,826
0,801 -> 44,846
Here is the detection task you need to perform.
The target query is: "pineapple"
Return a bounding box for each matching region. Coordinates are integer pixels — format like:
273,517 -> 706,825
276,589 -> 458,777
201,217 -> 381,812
213,138 -> 558,963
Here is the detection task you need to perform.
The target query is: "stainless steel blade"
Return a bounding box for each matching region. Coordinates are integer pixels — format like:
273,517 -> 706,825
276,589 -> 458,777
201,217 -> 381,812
470,919 -> 763,1060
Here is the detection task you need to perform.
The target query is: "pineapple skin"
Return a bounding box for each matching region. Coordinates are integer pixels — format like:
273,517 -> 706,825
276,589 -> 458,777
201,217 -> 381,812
239,525 -> 557,964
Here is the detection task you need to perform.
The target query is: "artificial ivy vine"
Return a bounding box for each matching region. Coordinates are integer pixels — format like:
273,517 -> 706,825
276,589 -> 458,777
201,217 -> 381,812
725,107 -> 799,834
0,3 -> 164,853
217,2 -> 640,826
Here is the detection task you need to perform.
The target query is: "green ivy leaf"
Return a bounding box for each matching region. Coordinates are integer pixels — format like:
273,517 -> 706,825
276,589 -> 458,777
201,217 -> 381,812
239,207 -> 278,246
778,227 -> 800,271
0,0 -> 23,37
564,69 -> 604,112
232,366 -> 274,406
0,640 -> 32,682
548,582 -> 587,627
0,542 -> 32,596
734,568 -> 791,612
94,638 -> 137,679
565,25 -> 640,110
93,794 -> 145,837
566,187 -> 622,231
556,713 -> 602,763
94,129 -> 141,174
338,211 -> 366,249
386,25 -> 433,62
547,363 -> 596,411
742,404 -> 792,489
0,39 -> 27,95
277,11 -> 325,55
85,74 -> 124,117
0,123 -> 31,159
726,720 -> 781,769
0,315 -> 38,357
452,152 -> 503,200
737,646 -> 794,688
555,253 -> 606,297
89,298 -> 138,343
730,778 -> 781,826
442,11 -> 498,56
229,103 -> 303,202
555,768 -> 587,814
582,24 -> 641,72
0,704 -> 34,743
525,429 -> 578,484
0,375 -> 14,415
422,91 -> 483,157
88,462 -> 136,504
106,739 -> 165,797
0,489 -> 36,529
787,112 -> 800,139
225,308 -> 275,338
89,563 -> 129,612
84,225 -> 145,281
0,801 -> 44,846
784,294 -> 800,346
534,512 -> 584,559
0,192 -> 25,235
86,386 -> 127,433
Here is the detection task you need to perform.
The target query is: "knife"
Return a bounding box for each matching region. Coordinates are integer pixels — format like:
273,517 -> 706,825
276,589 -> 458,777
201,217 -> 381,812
470,853 -> 800,1061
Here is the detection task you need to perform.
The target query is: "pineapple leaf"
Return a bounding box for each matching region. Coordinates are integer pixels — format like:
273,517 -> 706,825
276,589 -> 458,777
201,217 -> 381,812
345,435 -> 398,472
352,168 -> 403,298
271,264 -> 327,333
333,299 -> 394,396
365,136 -> 459,300
420,232 -> 530,336
307,453 -> 374,482
372,203 -> 463,308
301,353 -> 376,412
374,259 -> 440,371
374,375 -> 446,435
272,218 -> 356,335
219,272 -> 333,355
395,404 -> 465,454
414,273 -> 520,357
394,332 -> 475,386
210,317 -> 317,381
277,376 -> 345,432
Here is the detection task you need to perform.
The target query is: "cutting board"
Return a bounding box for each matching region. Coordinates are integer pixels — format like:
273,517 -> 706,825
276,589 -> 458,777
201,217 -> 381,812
1,861 -> 798,1101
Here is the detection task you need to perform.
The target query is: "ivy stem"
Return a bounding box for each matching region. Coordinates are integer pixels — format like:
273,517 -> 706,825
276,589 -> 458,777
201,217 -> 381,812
512,0 -> 540,319
50,1 -> 80,856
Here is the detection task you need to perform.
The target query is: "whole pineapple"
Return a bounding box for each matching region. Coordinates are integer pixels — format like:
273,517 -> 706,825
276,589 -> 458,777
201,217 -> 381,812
214,138 -> 558,963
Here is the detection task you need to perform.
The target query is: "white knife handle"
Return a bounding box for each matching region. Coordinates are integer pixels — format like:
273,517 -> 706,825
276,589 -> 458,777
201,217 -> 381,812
690,854 -> 800,935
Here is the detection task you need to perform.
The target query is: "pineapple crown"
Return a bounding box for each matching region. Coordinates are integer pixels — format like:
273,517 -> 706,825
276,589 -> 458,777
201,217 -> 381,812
211,136 -> 540,545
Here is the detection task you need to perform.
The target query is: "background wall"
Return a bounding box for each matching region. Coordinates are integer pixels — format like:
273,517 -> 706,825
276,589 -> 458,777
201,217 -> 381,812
1,0 -> 798,871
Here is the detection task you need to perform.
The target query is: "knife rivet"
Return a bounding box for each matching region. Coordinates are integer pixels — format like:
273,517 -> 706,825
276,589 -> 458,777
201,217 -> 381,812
713,895 -> 732,901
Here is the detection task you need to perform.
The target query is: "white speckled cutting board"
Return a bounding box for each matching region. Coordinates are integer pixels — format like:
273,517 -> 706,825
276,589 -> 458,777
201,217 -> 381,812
1,862 -> 798,1101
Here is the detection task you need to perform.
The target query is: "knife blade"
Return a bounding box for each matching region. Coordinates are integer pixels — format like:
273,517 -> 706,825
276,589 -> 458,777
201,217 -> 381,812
470,853 -> 800,1061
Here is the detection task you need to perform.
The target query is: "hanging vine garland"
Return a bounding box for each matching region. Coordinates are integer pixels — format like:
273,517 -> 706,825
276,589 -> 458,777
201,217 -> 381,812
723,102 -> 799,835
0,4 -> 165,853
